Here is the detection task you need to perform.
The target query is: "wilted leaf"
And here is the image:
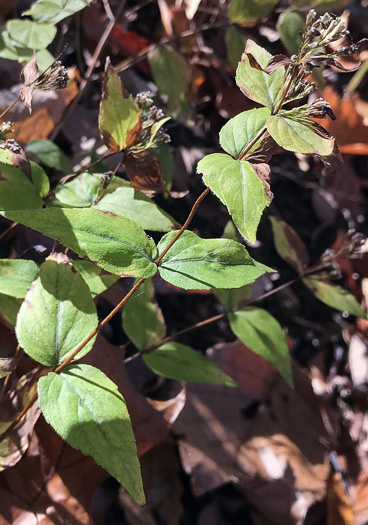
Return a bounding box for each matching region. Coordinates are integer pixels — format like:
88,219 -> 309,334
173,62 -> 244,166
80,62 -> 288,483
99,59 -> 142,152
270,216 -> 309,274
124,150 -> 166,196
228,307 -> 293,386
157,230 -> 272,290
38,364 -> 145,504
148,44 -> 189,115
198,153 -> 272,243
143,342 -> 237,385
1,208 -> 158,278
26,139 -> 73,173
72,260 -> 119,298
24,0 -> 94,24
236,39 -> 285,111
16,256 -> 98,366
267,111 -> 334,156
303,277 -> 367,318
228,0 -> 278,27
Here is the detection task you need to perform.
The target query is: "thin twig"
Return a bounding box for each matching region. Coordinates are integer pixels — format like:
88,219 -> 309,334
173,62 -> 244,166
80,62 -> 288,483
0,94 -> 21,120
94,158 -> 123,204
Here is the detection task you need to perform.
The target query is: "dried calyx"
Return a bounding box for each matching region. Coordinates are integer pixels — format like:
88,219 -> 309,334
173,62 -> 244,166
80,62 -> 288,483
20,52 -> 69,113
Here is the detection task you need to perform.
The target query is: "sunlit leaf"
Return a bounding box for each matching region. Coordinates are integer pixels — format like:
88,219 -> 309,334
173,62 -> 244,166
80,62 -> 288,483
266,111 -> 334,156
143,342 -> 237,386
16,256 -> 98,366
24,0 -> 94,24
236,39 -> 285,110
26,140 -> 73,174
99,61 -> 142,152
228,307 -> 293,386
198,153 -> 272,243
1,208 -> 158,278
157,230 -> 272,290
219,108 -> 271,159
6,20 -> 56,50
38,364 -> 145,504
51,172 -> 101,208
0,259 -> 39,298
72,260 -> 119,298
123,279 -> 166,350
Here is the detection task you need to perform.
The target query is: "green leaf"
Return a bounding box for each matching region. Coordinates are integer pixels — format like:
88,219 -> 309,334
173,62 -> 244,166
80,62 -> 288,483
225,26 -> 246,69
123,279 -> 166,350
303,278 -> 367,318
269,216 -> 309,274
157,230 -> 272,290
72,260 -> 119,298
219,108 -> 271,159
154,144 -> 173,190
0,259 -> 39,298
31,162 -> 50,198
38,364 -> 144,504
276,11 -> 304,55
143,342 -> 237,386
24,0 -> 94,24
266,111 -> 334,156
236,39 -> 285,111
99,63 -> 141,152
228,0 -> 278,27
95,187 -> 176,232
215,285 -> 252,311
51,173 -> 101,208
228,307 -> 293,386
26,140 -> 73,174
0,163 -> 46,210
148,45 -> 189,115
16,257 -> 98,367
1,208 -> 158,278
6,20 -> 57,50
197,153 -> 272,244
0,294 -> 23,326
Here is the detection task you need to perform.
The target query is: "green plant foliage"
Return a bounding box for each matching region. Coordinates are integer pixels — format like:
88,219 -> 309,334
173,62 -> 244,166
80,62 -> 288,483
0,294 -> 23,326
228,0 -> 278,27
16,257 -> 98,366
215,285 -> 252,312
72,260 -> 119,298
0,163 -> 48,210
198,153 -> 272,243
270,216 -> 309,274
157,230 -> 272,290
143,342 -> 237,386
225,27 -> 247,69
303,278 -> 367,318
95,188 -> 176,232
276,11 -> 304,55
38,364 -> 145,504
1,208 -> 158,278
123,279 -> 166,350
228,307 -> 293,386
6,20 -> 56,50
148,45 -> 189,115
291,0 -> 351,12
219,108 -> 271,159
51,173 -> 101,208
26,140 -> 73,174
266,111 -> 334,156
24,0 -> 94,24
236,40 -> 285,111
154,144 -> 174,190
99,65 -> 141,152
0,259 -> 39,298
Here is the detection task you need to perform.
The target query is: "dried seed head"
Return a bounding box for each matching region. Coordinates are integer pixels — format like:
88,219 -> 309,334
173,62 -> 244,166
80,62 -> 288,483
308,98 -> 336,120
0,138 -> 22,153
31,60 -> 69,91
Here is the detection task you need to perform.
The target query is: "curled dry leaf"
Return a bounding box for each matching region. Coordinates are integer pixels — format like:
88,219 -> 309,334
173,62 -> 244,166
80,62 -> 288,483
124,149 -> 166,196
